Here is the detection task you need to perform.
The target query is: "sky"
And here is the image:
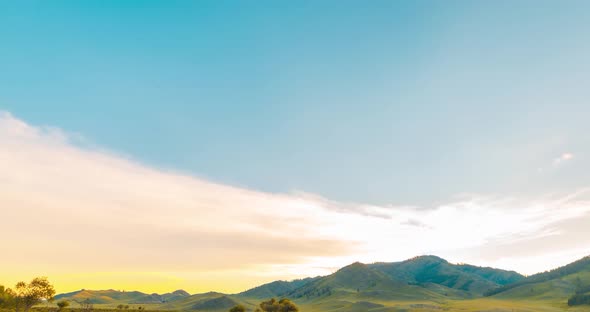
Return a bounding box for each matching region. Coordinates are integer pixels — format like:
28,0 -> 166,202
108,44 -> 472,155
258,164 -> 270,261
1,0 -> 590,294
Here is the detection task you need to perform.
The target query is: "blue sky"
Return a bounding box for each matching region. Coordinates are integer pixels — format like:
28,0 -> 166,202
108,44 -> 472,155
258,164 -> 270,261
1,0 -> 589,206
2,1 -> 590,293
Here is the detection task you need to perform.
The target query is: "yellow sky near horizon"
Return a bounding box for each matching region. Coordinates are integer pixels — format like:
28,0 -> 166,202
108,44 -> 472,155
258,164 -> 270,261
2,271 -> 299,295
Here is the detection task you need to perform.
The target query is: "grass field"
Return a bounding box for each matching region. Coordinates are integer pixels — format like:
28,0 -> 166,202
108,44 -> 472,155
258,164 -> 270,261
22,296 -> 588,312
294,298 -> 589,312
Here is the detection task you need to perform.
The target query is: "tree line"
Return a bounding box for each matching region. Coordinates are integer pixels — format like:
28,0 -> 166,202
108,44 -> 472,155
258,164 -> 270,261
0,277 -> 59,312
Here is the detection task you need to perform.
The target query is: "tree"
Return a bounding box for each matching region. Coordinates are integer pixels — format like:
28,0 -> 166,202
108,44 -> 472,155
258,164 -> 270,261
117,304 -> 124,310
57,300 -> 70,311
12,277 -> 56,312
255,298 -> 298,312
1,286 -> 15,309
228,305 -> 246,312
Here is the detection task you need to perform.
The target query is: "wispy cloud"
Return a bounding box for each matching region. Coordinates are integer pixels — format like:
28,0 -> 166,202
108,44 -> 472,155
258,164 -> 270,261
0,111 -> 359,292
1,111 -> 589,293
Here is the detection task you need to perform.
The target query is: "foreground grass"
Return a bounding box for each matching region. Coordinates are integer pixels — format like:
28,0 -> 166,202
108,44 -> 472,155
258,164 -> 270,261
10,299 -> 589,312
296,298 -> 589,312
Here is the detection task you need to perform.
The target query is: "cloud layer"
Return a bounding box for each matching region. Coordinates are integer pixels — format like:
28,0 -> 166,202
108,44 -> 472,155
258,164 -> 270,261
1,111 -> 589,293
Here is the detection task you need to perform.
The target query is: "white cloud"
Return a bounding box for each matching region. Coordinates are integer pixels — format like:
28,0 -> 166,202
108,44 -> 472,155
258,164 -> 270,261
1,111 -> 589,292
553,152 -> 574,166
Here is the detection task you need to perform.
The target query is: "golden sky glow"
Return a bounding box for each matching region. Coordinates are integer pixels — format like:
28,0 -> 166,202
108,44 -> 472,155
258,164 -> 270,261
1,111 -> 590,294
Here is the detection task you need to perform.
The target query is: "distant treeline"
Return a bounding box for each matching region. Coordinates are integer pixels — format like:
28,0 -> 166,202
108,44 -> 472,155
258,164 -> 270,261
567,284 -> 590,306
568,294 -> 590,306
484,256 -> 590,296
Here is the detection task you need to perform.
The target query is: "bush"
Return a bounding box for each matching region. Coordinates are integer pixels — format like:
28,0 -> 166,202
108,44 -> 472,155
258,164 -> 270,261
228,305 -> 245,312
57,301 -> 70,310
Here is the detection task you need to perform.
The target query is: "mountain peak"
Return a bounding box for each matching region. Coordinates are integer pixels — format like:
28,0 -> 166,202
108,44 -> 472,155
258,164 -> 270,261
337,261 -> 368,271
171,289 -> 189,296
407,255 -> 448,263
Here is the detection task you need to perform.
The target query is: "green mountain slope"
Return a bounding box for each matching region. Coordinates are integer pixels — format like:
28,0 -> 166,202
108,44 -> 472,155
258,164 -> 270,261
285,261 -> 445,303
369,255 -> 524,296
237,277 -> 319,299
485,255 -> 590,305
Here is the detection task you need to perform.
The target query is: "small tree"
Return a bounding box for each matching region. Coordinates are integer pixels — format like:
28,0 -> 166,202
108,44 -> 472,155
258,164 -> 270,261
255,298 -> 298,312
57,300 -> 70,311
12,277 -> 56,312
228,305 -> 245,312
117,304 -> 124,310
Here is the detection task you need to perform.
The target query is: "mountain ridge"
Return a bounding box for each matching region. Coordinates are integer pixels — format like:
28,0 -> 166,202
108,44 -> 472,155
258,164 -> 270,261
52,255 -> 590,310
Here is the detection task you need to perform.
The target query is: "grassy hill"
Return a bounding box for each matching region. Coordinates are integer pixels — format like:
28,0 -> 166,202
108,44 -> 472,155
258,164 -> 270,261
283,260 -> 452,311
190,296 -> 240,311
286,262 -> 403,299
50,255 -> 590,311
132,290 -> 191,304
484,256 -> 590,307
237,277 -> 319,299
54,290 -> 149,305
370,255 -> 524,297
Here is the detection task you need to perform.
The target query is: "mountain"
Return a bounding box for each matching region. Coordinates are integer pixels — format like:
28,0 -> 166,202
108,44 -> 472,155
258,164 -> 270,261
485,255 -> 590,304
237,277 -> 319,299
280,257 -> 522,304
369,255 -> 524,296
285,261 -> 444,303
52,255 -> 590,311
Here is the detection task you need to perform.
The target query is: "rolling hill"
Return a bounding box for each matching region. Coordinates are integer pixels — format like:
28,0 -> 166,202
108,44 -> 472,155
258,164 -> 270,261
485,256 -> 590,305
54,289 -> 149,305
283,261 -> 448,311
237,277 -> 319,299
369,255 -> 524,297
51,255 -> 590,311
132,290 -> 191,304
158,292 -> 250,311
